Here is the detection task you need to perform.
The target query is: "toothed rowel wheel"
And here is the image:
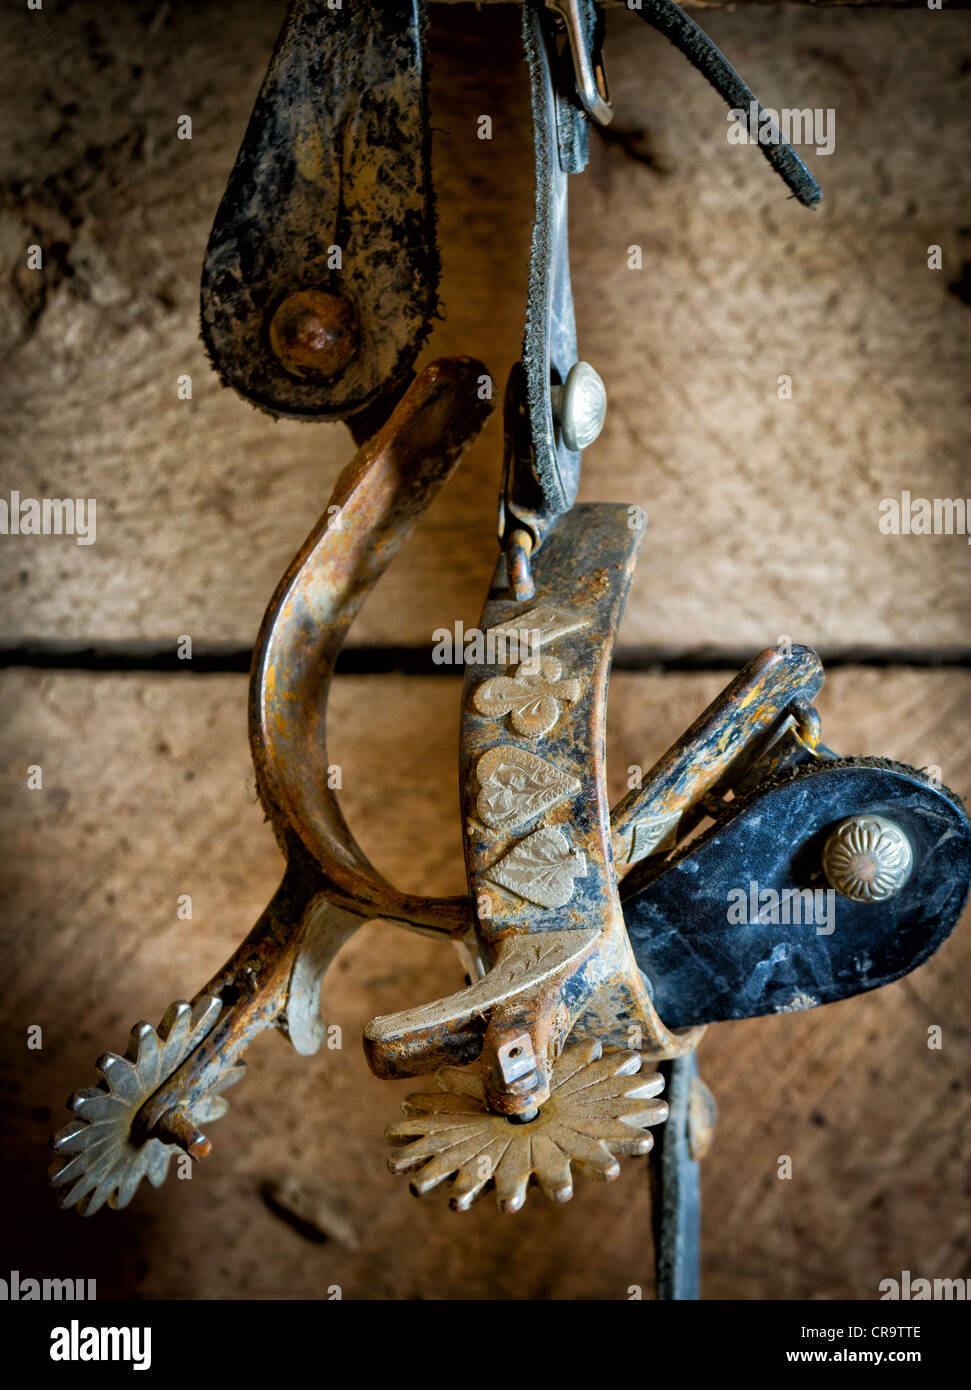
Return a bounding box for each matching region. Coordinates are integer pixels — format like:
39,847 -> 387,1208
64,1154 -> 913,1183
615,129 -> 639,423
385,1039 -> 668,1213
49,997 -> 244,1215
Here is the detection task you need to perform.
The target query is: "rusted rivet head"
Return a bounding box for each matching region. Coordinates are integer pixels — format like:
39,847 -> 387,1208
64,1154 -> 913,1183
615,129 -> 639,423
268,290 -> 359,381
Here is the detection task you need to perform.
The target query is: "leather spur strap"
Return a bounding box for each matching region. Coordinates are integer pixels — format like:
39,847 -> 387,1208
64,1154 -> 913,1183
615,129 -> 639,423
201,0 -> 436,421
511,1 -> 589,532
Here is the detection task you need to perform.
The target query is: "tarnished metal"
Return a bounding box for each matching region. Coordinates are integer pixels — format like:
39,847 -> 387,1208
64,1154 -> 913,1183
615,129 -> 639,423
550,361 -> 607,453
52,413 -> 971,1215
51,359 -> 493,1207
50,998 -> 239,1214
51,0 -> 970,1314
612,644 -> 826,879
546,1 -> 612,127
386,1039 -> 667,1212
505,527 -> 536,602
364,504 -> 706,1119
249,357 -> 491,936
268,290 -> 360,382
822,813 -> 914,902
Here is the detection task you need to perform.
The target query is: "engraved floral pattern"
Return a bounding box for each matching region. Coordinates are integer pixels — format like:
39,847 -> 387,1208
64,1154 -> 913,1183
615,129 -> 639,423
822,815 -> 913,903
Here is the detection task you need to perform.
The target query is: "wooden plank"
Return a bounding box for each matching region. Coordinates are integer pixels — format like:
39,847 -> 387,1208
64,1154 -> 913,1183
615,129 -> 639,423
435,1 -> 965,7
1,8 -> 968,650
2,667 -> 967,1298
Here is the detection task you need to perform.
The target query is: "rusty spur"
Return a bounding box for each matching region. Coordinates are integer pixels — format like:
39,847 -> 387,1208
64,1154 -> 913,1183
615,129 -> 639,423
49,0 -> 971,1302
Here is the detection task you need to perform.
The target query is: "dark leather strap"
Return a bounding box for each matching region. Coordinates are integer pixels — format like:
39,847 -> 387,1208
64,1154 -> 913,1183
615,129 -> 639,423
201,0 -> 437,420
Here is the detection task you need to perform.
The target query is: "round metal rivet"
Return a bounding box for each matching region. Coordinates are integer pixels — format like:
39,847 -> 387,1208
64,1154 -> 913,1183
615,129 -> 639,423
551,361 -> 606,452
268,289 -> 359,381
822,814 -> 914,903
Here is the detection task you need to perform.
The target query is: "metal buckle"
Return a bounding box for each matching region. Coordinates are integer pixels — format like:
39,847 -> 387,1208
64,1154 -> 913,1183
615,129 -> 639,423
545,0 -> 613,127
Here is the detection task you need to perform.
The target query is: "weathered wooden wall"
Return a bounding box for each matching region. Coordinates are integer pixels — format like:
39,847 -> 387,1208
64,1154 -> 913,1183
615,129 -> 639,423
0,0 -> 968,1301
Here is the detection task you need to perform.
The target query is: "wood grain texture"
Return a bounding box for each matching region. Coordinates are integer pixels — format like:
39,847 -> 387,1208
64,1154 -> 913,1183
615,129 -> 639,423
1,668 -> 967,1299
1,5 -> 969,650
0,0 -> 966,1310
434,1 -> 967,7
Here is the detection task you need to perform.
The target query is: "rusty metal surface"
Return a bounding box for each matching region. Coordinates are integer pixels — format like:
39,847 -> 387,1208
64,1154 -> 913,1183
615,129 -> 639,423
250,356 -> 492,935
613,644 -> 825,883
55,394 -> 837,1214
201,0 -> 437,420
47,0 -> 970,1302
267,289 -> 360,381
363,504 -> 706,1116
51,358 -> 493,1209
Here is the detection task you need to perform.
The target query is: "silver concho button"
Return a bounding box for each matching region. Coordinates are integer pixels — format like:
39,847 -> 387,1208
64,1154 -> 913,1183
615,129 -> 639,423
822,814 -> 914,903
551,361 -> 607,453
